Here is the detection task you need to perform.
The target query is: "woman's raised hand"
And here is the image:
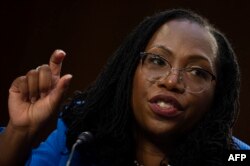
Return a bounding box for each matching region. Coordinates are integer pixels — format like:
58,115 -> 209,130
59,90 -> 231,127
7,50 -> 72,136
0,50 -> 72,165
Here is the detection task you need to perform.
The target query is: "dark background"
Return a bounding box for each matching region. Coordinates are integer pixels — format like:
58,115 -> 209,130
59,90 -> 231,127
0,0 -> 249,144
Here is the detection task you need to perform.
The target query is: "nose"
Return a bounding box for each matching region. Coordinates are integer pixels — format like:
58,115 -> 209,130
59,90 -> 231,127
157,70 -> 185,93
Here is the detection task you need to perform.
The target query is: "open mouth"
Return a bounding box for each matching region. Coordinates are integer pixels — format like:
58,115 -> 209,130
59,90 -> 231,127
156,101 -> 175,109
149,95 -> 184,118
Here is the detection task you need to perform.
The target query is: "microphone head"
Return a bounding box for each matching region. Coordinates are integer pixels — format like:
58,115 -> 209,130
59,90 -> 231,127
77,131 -> 93,144
67,131 -> 93,165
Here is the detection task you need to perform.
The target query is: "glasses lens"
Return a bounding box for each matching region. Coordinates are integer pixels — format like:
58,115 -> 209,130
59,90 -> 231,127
183,68 -> 212,93
140,52 -> 214,93
141,53 -> 170,80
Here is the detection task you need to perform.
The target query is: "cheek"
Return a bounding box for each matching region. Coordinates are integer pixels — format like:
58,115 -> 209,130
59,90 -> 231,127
195,85 -> 215,114
131,67 -> 150,123
132,68 -> 145,112
182,88 -> 215,132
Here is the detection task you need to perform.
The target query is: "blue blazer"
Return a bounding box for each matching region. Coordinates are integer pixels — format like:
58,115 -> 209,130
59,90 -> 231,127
24,119 -> 250,166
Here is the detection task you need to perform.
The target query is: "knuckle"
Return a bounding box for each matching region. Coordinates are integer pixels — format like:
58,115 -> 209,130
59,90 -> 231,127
27,69 -> 38,77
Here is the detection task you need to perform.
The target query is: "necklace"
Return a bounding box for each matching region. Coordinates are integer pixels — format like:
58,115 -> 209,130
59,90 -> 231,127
134,160 -> 144,166
134,160 -> 171,166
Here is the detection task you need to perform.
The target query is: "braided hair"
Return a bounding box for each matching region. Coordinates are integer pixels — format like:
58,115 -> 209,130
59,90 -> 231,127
62,9 -> 240,166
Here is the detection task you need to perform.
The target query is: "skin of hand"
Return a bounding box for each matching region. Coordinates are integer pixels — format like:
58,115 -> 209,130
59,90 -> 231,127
0,49 -> 72,165
8,49 -> 72,135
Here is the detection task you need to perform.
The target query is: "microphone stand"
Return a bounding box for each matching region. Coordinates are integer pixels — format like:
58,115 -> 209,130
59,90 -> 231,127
66,131 -> 93,166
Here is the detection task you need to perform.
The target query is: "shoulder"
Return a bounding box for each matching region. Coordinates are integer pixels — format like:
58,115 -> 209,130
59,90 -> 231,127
0,127 -> 5,133
26,119 -> 69,166
233,137 -> 250,150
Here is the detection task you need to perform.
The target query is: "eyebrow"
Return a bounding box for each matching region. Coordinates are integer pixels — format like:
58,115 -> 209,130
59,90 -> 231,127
153,45 -> 173,55
153,44 -> 211,63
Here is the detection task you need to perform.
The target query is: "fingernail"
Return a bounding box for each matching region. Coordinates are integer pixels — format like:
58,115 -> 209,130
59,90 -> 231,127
66,74 -> 73,81
36,66 -> 41,71
30,97 -> 37,103
65,74 -> 73,86
55,49 -> 66,56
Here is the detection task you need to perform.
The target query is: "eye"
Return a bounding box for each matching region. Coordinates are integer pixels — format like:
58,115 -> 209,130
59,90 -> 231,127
147,54 -> 166,66
187,67 -> 211,80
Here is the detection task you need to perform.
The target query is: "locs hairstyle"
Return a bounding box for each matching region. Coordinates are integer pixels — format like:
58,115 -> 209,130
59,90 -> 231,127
62,9 -> 240,166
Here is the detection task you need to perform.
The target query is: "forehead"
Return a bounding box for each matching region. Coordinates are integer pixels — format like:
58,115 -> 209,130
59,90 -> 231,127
146,20 -> 218,67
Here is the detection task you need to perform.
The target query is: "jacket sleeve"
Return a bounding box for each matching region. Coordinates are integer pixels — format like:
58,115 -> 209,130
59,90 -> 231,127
25,119 -> 70,166
233,137 -> 250,150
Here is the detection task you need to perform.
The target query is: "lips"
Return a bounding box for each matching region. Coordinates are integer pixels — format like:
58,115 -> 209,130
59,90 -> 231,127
149,94 -> 184,118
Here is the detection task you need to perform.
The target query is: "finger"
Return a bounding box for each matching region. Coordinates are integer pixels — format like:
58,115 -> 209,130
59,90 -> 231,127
26,69 -> 39,103
38,64 -> 52,98
49,49 -> 66,77
50,74 -> 72,104
9,76 -> 29,101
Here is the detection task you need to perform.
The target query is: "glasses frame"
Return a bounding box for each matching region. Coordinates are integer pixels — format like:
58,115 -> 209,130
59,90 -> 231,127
139,52 -> 216,93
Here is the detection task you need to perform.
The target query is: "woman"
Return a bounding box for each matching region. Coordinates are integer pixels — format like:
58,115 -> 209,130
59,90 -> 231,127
0,9 -> 249,166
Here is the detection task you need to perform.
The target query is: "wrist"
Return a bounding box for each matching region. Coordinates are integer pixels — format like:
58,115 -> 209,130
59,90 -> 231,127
5,121 -> 36,142
0,123 -> 34,165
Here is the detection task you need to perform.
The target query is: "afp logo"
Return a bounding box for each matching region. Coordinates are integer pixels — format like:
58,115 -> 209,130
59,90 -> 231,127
224,150 -> 250,166
228,154 -> 246,161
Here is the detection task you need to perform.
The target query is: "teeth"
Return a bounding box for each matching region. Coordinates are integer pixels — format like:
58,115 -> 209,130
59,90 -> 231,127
156,101 -> 172,108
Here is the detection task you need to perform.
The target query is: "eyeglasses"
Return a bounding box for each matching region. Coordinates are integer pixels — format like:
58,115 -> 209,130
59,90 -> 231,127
140,52 -> 216,93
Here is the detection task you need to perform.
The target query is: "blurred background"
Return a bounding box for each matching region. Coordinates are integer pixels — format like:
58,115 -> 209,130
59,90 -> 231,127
0,0 -> 249,144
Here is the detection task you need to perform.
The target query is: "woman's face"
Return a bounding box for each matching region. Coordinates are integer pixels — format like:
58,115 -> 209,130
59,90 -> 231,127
132,20 -> 218,139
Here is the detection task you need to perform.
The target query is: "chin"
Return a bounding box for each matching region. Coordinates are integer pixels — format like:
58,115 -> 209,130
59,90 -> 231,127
145,119 -> 181,137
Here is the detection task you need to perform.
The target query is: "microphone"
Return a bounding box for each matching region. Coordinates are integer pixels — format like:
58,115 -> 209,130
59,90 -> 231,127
66,131 -> 93,166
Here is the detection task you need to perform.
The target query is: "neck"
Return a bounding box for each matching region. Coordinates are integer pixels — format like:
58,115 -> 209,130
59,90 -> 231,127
134,131 -> 175,166
135,147 -> 168,166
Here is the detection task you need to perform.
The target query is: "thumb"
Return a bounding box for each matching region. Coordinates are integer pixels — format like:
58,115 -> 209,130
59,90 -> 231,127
50,74 -> 73,104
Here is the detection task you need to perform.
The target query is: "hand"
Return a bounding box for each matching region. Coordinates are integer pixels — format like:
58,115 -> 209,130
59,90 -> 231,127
7,50 -> 72,136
